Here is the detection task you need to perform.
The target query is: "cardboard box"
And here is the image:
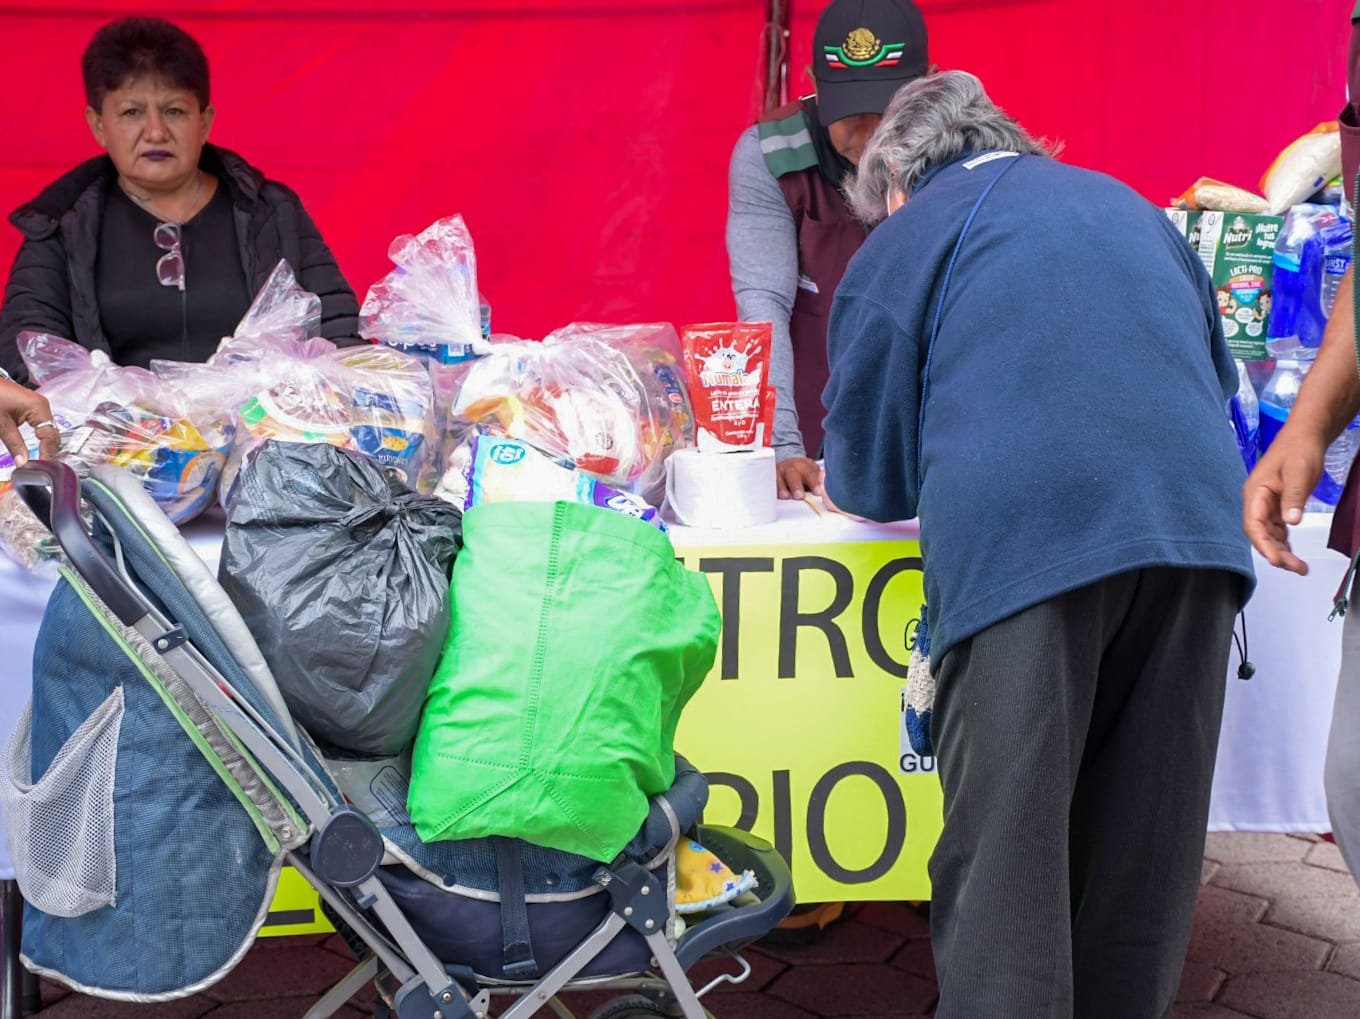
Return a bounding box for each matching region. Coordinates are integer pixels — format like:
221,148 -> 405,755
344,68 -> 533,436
1165,208 -> 1203,249
1194,210 -> 1284,361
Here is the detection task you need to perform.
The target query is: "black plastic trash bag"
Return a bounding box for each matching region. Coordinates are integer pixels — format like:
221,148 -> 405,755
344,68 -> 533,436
220,440 -> 462,757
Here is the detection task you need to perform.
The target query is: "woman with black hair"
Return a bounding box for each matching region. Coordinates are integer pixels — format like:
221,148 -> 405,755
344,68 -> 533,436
0,16 -> 361,384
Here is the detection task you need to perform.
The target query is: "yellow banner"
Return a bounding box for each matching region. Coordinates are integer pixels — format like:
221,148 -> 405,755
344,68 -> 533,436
261,865 -> 332,936
260,534 -> 938,936
674,538 -> 940,902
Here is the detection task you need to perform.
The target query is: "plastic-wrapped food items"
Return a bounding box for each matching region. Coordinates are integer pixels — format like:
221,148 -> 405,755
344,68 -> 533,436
543,322 -> 695,489
76,402 -> 232,522
438,325 -> 692,508
21,332 -> 161,421
16,332 -> 232,525
464,435 -> 667,532
360,214 -> 490,364
211,339 -> 438,505
0,485 -> 57,569
1171,177 -> 1269,214
234,256 -> 322,346
0,417 -> 74,566
152,262 -> 441,505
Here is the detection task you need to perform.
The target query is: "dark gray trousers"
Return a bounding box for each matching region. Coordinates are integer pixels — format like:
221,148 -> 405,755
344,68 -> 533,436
929,567 -> 1241,1019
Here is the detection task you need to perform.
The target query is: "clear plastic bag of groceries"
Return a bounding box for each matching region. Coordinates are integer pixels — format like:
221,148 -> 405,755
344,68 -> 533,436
150,259 -> 323,401
438,327 -> 686,507
212,341 -> 438,505
544,322 -> 694,501
15,332 -> 232,527
151,259 -> 327,421
359,214 -> 488,362
152,262 -> 440,506
429,356 -> 482,507
229,256 -> 322,347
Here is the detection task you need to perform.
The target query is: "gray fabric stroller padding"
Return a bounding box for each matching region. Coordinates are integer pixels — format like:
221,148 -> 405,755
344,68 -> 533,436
79,473 -> 335,799
87,466 -> 300,748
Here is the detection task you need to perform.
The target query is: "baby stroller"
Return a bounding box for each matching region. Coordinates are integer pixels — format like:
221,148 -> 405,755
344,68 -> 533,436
1,461 -> 793,1019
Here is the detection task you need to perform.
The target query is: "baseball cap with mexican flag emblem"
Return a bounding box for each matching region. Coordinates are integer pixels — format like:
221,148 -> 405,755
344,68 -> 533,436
811,0 -> 928,126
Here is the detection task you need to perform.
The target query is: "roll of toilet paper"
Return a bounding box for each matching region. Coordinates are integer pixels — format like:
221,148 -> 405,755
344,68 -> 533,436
664,446 -> 777,528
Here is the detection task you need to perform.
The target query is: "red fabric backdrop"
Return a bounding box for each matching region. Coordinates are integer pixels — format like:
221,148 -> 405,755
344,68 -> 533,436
0,1 -> 1351,341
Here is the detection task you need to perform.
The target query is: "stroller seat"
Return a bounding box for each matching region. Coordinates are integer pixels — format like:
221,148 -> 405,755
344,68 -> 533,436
2,463 -> 794,1019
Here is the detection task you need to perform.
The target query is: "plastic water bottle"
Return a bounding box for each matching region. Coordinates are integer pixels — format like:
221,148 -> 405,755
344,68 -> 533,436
1321,221 -> 1354,317
1268,206 -> 1346,357
1309,421 -> 1360,511
1258,358 -> 1304,457
1260,358 -> 1360,511
1227,358 -> 1259,470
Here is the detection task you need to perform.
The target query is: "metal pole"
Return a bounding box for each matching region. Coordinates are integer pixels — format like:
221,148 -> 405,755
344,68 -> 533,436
2,880 -> 25,1019
762,0 -> 791,113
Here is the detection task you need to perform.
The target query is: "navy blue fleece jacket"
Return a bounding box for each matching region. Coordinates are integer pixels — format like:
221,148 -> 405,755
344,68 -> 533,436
822,152 -> 1255,661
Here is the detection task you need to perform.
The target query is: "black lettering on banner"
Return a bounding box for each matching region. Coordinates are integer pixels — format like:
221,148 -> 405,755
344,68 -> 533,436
806,761 -> 906,883
899,753 -> 936,774
862,556 -> 924,679
704,771 -> 760,831
263,909 -> 315,927
778,556 -> 853,678
772,769 -> 793,865
699,557 -> 775,679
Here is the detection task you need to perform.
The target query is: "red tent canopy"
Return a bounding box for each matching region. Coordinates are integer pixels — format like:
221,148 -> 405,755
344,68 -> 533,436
0,0 -> 1350,341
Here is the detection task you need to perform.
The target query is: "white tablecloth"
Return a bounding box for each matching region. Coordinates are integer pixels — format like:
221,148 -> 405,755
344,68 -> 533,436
1208,514 -> 1350,831
0,502 -> 1346,877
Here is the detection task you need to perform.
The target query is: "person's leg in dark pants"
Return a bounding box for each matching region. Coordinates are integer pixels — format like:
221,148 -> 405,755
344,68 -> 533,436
928,568 -> 1240,1019
1068,567 -> 1238,1016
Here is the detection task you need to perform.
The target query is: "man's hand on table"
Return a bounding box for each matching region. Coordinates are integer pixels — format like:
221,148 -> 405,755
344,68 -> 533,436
777,456 -> 824,500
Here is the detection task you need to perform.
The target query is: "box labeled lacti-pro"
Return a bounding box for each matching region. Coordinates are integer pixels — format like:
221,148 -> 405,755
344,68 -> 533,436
1195,210 -> 1284,360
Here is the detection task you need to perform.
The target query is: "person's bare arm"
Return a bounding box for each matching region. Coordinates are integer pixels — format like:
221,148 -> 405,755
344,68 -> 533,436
1244,269 -> 1360,574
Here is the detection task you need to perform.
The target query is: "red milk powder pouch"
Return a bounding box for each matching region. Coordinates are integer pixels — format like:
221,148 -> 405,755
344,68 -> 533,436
679,323 -> 773,452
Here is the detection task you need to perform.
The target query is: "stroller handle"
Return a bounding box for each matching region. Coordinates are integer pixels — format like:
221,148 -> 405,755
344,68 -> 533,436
12,460 -> 148,626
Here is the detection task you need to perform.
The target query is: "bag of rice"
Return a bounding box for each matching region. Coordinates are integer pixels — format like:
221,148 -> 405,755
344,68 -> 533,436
1260,123 -> 1341,215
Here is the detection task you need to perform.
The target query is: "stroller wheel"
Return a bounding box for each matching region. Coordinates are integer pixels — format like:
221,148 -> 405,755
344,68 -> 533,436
587,993 -> 715,1019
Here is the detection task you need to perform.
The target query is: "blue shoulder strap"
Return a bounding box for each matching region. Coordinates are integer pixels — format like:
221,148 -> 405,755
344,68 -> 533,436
915,153 -> 1023,492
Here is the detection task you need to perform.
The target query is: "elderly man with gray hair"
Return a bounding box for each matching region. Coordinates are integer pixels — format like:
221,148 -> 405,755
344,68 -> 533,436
821,70 -> 1255,1016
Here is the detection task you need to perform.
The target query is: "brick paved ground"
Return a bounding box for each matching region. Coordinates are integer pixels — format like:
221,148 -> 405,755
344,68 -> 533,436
19,833 -> 1360,1018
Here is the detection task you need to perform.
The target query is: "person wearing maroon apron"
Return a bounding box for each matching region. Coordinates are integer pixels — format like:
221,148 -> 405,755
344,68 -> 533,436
722,0 -> 930,943
725,0 -> 928,502
1243,3 -> 1360,883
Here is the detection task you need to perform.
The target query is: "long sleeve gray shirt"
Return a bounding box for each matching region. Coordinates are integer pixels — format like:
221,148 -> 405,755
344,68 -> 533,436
725,126 -> 805,461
